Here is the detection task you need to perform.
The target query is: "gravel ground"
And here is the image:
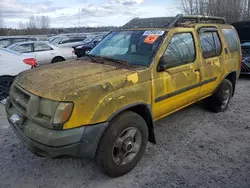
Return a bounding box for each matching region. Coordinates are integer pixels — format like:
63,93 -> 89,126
0,76 -> 250,188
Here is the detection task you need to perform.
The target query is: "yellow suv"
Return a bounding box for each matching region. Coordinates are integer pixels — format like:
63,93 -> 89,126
6,15 -> 241,177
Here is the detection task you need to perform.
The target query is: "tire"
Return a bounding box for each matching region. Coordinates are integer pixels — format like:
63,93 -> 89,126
96,111 -> 148,177
0,76 -> 14,101
205,79 -> 233,113
52,57 -> 65,64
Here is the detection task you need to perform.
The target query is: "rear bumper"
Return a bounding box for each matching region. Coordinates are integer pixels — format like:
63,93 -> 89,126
6,101 -> 108,159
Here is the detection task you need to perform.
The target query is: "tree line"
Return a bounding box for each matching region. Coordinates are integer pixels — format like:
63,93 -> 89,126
182,0 -> 250,23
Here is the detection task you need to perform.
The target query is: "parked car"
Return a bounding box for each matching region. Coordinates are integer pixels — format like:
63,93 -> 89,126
6,15 -> 241,177
241,42 -> 250,74
7,41 -> 76,66
0,37 -> 37,48
232,21 -> 250,74
0,48 -> 36,101
72,35 -> 106,58
51,36 -> 87,47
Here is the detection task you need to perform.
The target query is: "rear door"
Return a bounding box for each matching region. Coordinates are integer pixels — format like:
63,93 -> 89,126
197,27 -> 224,98
33,43 -> 54,65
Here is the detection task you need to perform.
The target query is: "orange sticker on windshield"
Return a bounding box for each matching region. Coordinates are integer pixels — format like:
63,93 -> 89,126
144,35 -> 159,44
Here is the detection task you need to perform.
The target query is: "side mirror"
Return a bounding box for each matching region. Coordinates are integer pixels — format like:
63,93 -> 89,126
157,55 -> 184,72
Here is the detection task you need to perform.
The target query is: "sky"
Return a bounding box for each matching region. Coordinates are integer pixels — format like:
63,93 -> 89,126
0,0 -> 182,28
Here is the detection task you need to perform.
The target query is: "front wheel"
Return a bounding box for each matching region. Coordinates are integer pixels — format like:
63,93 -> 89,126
96,111 -> 148,177
205,79 -> 233,113
0,76 -> 14,102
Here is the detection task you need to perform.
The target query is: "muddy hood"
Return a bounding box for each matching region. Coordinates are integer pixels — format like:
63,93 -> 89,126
14,60 -> 137,101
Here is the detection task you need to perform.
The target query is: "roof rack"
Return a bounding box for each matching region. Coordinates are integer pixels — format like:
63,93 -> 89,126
167,14 -> 227,28
122,14 -> 226,29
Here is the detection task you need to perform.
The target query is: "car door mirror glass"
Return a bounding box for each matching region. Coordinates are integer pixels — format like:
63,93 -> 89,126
157,55 -> 183,72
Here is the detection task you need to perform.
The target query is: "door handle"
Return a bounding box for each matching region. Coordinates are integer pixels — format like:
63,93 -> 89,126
225,48 -> 229,54
195,68 -> 200,72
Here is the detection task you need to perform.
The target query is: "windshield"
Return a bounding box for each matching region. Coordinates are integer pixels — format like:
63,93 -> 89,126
89,30 -> 166,66
7,43 -> 19,49
83,36 -> 95,44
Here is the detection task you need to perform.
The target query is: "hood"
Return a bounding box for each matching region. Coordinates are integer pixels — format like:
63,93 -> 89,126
14,59 -> 141,101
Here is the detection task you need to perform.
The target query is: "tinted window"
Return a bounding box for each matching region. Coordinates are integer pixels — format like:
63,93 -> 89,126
34,43 -> 52,51
0,39 -> 11,48
60,40 -> 70,44
162,33 -> 196,65
199,31 -> 222,59
12,38 -> 27,43
222,29 -> 239,52
14,44 -> 33,53
94,36 -> 103,42
70,38 -> 85,42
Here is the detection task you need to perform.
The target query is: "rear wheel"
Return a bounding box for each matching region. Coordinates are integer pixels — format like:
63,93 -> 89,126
205,79 -> 233,112
52,57 -> 65,64
0,76 -> 14,102
96,111 -> 148,177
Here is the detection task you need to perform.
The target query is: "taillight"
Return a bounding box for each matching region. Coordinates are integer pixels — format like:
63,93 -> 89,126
72,50 -> 75,54
23,58 -> 37,67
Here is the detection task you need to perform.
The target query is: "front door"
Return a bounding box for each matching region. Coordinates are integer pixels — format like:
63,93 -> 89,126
152,31 -> 201,120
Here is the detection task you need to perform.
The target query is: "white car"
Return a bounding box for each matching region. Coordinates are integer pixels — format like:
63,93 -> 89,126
51,36 -> 87,47
7,41 -> 76,66
0,48 -> 36,102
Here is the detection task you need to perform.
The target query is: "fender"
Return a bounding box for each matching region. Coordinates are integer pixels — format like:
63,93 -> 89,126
213,71 -> 237,96
107,102 -> 156,144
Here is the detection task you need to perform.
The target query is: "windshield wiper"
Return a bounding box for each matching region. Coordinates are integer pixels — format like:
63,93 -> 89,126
96,56 -> 135,68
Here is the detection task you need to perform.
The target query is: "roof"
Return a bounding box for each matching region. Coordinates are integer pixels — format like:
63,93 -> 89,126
0,36 -> 36,39
122,14 -> 227,29
122,17 -> 175,29
8,41 -> 47,45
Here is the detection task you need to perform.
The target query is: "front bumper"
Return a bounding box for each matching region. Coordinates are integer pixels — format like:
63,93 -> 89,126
6,100 -> 108,159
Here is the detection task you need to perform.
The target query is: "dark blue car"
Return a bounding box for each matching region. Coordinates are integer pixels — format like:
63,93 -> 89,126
72,35 -> 105,58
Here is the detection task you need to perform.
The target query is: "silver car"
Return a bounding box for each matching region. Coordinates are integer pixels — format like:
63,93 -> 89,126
7,41 -> 76,66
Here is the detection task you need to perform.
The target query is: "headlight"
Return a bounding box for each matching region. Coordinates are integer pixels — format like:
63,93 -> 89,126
52,102 -> 74,125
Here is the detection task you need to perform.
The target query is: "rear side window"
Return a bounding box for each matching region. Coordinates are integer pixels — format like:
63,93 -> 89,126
14,44 -> 33,53
222,29 -> 239,52
199,32 -> 222,59
34,43 -> 52,51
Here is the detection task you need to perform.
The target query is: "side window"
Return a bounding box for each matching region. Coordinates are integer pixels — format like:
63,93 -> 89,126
0,39 -> 11,48
162,33 -> 196,66
60,40 -> 70,44
34,43 -> 52,52
14,44 -> 33,53
199,31 -> 222,59
12,38 -> 26,43
222,29 -> 239,52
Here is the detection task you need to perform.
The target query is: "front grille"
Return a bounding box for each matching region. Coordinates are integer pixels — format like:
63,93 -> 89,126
242,57 -> 250,73
242,49 -> 250,55
9,84 -> 31,115
9,83 -> 54,128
